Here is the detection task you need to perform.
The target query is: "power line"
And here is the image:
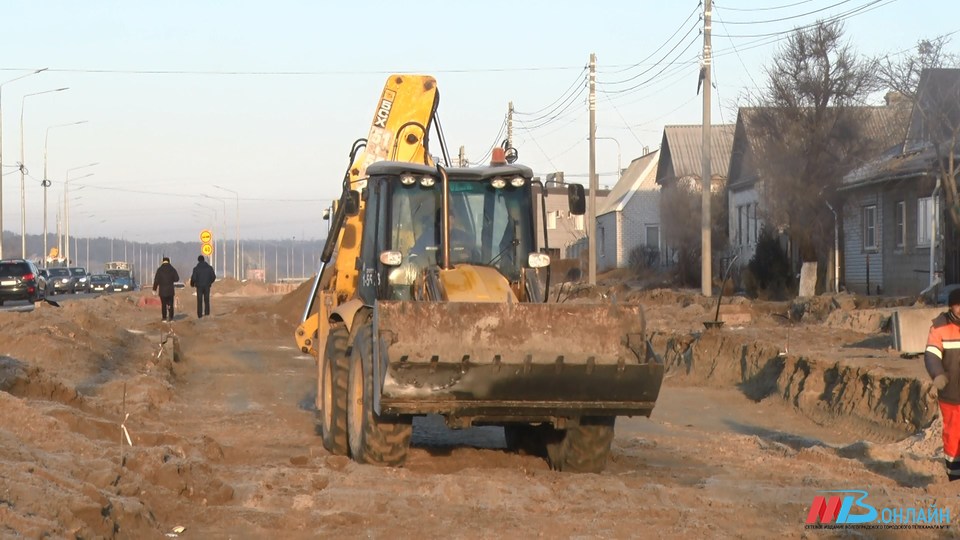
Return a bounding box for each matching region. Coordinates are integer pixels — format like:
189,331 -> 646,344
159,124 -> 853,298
515,131 -> 559,171
599,3 -> 702,75
713,0 -> 898,38
714,5 -> 762,90
474,117 -> 508,165
70,182 -> 333,202
514,67 -> 586,116
600,91 -> 645,144
515,85 -> 587,131
717,0 -> 856,24
598,31 -> 703,96
717,0 -> 818,11
0,65 -> 587,76
515,81 -> 587,127
599,22 -> 702,86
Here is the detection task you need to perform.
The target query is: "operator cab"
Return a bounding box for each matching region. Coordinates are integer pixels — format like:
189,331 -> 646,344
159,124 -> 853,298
357,161 -> 541,303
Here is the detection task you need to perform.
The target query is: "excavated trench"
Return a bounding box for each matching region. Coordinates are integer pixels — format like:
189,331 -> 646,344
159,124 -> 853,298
649,330 -> 938,443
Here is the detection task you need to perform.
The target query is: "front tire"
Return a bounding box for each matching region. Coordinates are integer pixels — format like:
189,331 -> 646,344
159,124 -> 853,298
545,417 -> 616,473
347,323 -> 411,466
319,323 -> 350,455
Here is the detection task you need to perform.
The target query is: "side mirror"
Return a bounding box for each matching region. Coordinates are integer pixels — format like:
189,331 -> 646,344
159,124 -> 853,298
344,190 -> 360,217
504,147 -> 519,164
568,184 -> 586,216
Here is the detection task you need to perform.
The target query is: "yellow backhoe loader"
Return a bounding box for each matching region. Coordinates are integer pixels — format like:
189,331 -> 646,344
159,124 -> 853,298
295,74 -> 663,472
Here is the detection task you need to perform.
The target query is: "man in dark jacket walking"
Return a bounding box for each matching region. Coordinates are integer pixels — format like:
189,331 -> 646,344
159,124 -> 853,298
152,257 -> 180,322
190,255 -> 217,318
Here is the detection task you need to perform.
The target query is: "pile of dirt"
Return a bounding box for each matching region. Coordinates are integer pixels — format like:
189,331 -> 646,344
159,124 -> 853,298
269,278 -> 315,325
220,281 -> 272,297
211,278 -> 245,294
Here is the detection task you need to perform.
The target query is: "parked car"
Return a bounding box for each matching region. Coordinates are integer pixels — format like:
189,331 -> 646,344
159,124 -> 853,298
68,267 -> 91,293
46,267 -> 74,295
111,277 -> 134,293
0,259 -> 46,305
90,274 -> 113,293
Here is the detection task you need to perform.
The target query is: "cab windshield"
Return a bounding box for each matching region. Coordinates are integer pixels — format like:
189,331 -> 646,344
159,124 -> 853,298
386,177 -> 533,298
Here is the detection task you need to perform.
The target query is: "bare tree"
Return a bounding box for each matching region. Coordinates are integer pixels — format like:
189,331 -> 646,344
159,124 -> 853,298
661,178 -> 727,287
878,36 -> 959,99
748,20 -> 887,266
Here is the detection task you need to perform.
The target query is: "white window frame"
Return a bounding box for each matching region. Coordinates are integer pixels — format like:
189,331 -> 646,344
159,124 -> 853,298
917,196 -> 938,247
863,205 -> 878,250
737,206 -> 743,246
895,201 -> 905,248
645,225 -> 660,251
599,226 -> 605,258
547,211 -> 557,230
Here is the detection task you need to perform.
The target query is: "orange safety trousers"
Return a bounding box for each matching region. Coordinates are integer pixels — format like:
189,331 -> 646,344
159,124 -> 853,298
940,401 -> 960,481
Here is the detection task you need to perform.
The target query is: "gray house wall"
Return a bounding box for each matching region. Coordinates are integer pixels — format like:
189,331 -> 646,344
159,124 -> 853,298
881,181 -> 940,295
843,191 -> 884,294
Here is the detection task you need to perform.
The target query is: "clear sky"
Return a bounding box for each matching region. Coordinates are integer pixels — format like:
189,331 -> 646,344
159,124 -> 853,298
0,0 -> 955,244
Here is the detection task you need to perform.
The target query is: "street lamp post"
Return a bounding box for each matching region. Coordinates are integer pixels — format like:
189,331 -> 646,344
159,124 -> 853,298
213,185 -> 240,280
20,87 -> 69,257
0,68 -> 47,259
43,120 -> 87,266
64,164 -> 96,263
595,136 -> 622,181
203,195 -> 228,277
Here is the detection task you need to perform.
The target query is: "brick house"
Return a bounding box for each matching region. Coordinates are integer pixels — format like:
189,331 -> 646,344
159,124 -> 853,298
596,148 -> 660,271
532,175 -> 609,260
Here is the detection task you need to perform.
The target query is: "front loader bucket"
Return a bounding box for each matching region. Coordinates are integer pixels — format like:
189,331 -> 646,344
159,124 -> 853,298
373,300 -> 664,421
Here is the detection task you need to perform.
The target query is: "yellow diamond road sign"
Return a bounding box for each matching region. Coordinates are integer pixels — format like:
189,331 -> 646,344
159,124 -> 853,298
201,243 -> 214,256
200,229 -> 213,244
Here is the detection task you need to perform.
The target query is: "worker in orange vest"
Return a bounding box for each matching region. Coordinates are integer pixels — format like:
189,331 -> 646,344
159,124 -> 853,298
925,288 -> 960,481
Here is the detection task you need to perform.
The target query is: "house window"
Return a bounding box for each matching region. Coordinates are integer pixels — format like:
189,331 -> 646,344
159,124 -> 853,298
547,211 -> 557,230
737,206 -> 744,246
574,215 -> 584,231
863,205 -> 878,250
599,226 -> 605,258
895,201 -> 905,248
752,203 -> 760,243
918,196 -> 939,246
646,225 -> 660,250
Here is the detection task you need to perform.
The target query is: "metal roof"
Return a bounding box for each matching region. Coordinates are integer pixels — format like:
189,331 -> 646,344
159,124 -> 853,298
656,124 -> 735,184
598,149 -> 659,216
729,104 -> 910,190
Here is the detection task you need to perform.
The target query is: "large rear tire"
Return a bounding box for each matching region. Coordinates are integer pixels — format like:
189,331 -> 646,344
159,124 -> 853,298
545,417 -> 616,473
319,323 -> 350,455
347,323 -> 411,466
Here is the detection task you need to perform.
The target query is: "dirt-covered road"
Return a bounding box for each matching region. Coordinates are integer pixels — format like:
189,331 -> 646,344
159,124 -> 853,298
0,284 -> 957,538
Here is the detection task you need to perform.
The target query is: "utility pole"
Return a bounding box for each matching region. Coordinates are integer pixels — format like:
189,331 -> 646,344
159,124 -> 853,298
507,102 -> 514,149
700,0 -> 713,297
588,53 -> 598,286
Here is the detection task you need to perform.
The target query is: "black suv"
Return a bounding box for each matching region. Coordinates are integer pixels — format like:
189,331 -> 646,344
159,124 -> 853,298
0,259 -> 46,305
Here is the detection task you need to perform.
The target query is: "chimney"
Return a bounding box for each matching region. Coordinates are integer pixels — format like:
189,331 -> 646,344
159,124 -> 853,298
885,91 -> 906,106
